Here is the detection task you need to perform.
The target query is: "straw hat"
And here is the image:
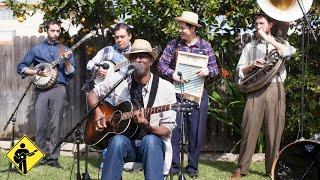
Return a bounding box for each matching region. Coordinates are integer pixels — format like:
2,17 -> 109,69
124,39 -> 158,61
174,11 -> 202,28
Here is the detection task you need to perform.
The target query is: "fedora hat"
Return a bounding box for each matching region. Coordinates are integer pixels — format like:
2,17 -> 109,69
124,39 -> 158,61
174,11 -> 202,28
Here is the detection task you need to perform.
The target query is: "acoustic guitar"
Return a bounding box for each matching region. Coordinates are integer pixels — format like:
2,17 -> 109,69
84,101 -> 197,150
14,150 -> 38,164
93,60 -> 130,84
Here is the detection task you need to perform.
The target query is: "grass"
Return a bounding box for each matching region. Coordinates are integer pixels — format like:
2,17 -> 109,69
0,152 -> 270,180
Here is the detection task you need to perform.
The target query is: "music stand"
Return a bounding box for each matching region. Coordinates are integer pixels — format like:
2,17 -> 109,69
0,80 -> 34,175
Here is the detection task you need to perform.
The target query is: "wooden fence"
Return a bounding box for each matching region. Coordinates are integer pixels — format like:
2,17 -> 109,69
0,35 -> 240,153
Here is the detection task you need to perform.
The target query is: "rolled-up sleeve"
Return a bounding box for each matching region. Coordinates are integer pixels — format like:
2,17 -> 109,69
17,48 -> 36,78
159,82 -> 177,132
279,41 -> 296,58
87,48 -> 105,71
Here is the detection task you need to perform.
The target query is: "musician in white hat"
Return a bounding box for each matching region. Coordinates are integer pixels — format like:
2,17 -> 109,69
158,11 -> 219,178
87,39 -> 177,179
17,19 -> 75,169
231,11 -> 296,179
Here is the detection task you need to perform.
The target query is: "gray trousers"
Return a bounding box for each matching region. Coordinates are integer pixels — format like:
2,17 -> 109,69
237,82 -> 286,175
34,84 -> 66,160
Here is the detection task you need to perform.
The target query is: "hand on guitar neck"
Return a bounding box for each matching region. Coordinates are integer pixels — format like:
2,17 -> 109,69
63,50 -> 74,74
132,108 -> 150,129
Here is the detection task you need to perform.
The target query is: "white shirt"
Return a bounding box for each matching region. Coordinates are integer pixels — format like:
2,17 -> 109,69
236,38 -> 296,83
93,71 -> 177,175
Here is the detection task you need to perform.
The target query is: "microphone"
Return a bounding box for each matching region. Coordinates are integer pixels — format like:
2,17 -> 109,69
127,63 -> 144,76
177,71 -> 182,77
95,63 -> 109,69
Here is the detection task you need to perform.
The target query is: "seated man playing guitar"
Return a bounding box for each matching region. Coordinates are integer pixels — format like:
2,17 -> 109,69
87,39 -> 177,180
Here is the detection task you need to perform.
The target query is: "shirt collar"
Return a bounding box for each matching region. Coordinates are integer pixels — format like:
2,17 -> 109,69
179,37 -> 200,47
114,43 -> 132,54
44,39 -> 61,46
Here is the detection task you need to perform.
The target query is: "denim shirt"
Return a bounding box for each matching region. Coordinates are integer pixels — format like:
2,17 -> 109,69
17,40 -> 76,85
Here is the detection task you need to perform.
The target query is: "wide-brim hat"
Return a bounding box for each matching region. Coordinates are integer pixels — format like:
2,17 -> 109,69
124,39 -> 158,61
174,11 -> 202,28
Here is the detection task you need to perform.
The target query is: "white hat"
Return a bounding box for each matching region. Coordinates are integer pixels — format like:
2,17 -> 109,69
124,39 -> 158,61
174,11 -> 202,28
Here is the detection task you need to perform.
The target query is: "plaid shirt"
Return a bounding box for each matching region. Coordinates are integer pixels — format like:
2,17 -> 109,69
86,44 -> 131,71
158,37 -> 219,78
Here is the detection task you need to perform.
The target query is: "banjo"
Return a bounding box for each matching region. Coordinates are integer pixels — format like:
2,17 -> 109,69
32,30 -> 96,90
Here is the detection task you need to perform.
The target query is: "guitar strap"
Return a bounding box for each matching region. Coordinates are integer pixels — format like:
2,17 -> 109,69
59,44 -> 65,59
131,74 -> 159,139
146,75 -> 159,108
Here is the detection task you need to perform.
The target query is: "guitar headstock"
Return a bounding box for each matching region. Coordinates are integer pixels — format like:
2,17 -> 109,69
85,30 -> 97,39
172,101 -> 199,112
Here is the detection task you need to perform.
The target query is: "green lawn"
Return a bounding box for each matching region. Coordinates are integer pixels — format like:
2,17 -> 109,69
0,152 -> 270,180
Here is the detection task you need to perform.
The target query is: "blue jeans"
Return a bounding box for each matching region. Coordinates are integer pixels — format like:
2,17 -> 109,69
101,134 -> 165,180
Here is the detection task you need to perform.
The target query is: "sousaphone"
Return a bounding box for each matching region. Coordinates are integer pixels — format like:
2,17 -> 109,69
237,0 -> 313,93
257,0 -> 313,22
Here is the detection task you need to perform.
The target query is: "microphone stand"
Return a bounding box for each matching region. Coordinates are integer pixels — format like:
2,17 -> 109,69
79,71 -> 97,180
177,72 -> 186,180
0,79 -> 34,174
52,71 -> 133,180
296,0 -> 317,139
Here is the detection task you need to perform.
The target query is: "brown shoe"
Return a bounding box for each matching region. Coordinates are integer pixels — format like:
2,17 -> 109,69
231,172 -> 242,180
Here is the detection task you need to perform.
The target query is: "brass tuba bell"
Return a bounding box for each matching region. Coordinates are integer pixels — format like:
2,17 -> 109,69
257,0 -> 313,22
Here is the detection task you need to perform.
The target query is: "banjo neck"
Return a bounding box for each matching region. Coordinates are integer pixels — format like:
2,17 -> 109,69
51,30 -> 96,67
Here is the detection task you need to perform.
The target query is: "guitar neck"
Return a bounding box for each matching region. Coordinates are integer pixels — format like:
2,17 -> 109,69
51,31 -> 96,67
121,104 -> 172,120
113,60 -> 130,71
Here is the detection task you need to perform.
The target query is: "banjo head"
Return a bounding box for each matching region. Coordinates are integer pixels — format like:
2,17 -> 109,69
33,63 -> 55,89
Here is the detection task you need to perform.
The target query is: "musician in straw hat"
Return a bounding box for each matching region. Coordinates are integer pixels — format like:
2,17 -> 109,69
231,11 -> 296,179
87,39 -> 177,179
17,19 -> 75,169
158,11 -> 219,178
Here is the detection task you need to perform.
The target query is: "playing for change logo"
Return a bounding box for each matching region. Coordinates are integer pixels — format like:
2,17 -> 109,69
5,135 -> 45,174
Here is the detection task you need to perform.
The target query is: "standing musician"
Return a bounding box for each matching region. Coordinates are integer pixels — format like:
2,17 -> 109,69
17,19 -> 75,169
86,22 -> 133,169
231,11 -> 296,179
158,11 -> 219,178
87,39 -> 177,180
